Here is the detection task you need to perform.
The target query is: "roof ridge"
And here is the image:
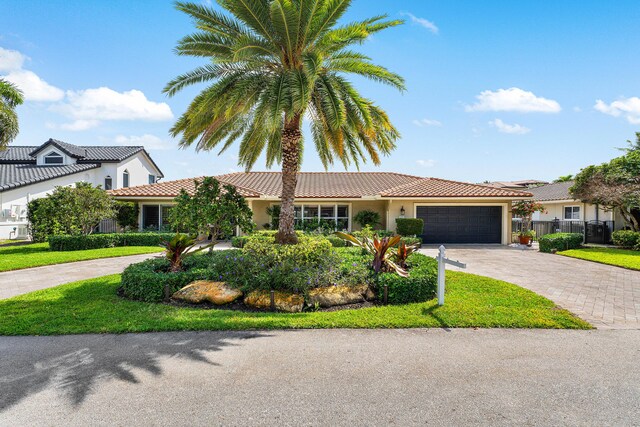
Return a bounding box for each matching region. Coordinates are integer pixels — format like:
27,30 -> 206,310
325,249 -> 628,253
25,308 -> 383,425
426,177 -> 534,196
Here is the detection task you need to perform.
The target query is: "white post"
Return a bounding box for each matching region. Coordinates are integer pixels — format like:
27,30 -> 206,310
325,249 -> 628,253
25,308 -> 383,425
437,245 -> 446,306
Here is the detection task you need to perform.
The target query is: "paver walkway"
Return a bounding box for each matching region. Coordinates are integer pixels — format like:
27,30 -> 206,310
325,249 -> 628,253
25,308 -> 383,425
421,245 -> 640,329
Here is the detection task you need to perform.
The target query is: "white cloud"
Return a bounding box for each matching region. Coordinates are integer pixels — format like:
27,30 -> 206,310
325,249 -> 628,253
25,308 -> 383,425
416,159 -> 436,168
52,87 -> 173,130
401,13 -> 439,34
113,134 -> 173,150
594,97 -> 640,124
412,118 -> 442,127
465,87 -> 561,113
489,118 -> 531,135
0,47 -> 25,71
0,47 -> 64,102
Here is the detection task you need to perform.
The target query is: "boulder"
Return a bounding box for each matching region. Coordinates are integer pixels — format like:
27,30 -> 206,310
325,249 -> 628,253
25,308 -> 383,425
172,281 -> 243,305
244,290 -> 305,313
308,284 -> 373,308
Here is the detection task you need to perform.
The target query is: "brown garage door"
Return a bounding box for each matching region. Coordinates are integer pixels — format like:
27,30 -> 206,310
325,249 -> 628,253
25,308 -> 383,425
416,206 -> 502,244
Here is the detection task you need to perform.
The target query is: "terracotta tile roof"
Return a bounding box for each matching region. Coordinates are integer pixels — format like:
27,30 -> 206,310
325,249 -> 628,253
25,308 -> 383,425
380,178 -> 533,198
110,172 -> 533,199
108,176 -> 262,198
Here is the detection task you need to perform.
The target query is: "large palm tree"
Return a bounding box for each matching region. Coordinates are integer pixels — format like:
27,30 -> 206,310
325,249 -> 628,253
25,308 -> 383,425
0,79 -> 24,150
165,0 -> 405,244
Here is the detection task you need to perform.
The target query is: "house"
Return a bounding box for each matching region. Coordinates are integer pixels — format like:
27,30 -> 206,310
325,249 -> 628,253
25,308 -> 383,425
484,179 -> 548,190
0,138 -> 164,239
528,180 -> 621,224
109,172 -> 533,245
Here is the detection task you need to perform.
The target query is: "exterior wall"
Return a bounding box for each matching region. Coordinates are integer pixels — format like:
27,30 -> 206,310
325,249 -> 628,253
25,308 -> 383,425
251,200 -> 272,230
534,201 -> 614,222
116,152 -> 161,188
350,200 -> 387,230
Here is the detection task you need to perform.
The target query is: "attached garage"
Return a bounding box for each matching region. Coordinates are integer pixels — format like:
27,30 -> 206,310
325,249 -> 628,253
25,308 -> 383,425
416,206 -> 502,244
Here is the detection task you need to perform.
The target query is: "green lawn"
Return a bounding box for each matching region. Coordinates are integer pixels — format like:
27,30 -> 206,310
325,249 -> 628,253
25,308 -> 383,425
559,247 -> 640,270
0,271 -> 591,335
0,243 -> 164,272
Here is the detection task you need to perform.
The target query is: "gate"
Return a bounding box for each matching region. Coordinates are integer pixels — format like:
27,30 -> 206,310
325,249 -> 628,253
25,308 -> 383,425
584,221 -> 612,244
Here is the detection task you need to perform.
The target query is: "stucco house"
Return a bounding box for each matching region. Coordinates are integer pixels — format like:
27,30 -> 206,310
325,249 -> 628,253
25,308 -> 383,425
0,138 -> 163,239
110,172 -> 532,245
528,180 -> 622,225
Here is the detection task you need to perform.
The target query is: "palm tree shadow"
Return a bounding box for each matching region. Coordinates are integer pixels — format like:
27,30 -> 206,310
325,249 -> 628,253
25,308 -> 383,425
0,330 -> 269,412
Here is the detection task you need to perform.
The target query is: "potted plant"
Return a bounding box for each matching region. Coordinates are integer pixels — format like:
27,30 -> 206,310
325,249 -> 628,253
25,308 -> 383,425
512,201 -> 546,246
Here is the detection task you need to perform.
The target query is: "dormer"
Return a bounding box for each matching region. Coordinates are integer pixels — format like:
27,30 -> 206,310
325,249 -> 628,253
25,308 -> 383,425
30,138 -> 86,166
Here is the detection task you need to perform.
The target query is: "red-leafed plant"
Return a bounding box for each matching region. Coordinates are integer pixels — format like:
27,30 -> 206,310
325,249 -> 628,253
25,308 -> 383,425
335,232 -> 408,277
392,241 -> 421,269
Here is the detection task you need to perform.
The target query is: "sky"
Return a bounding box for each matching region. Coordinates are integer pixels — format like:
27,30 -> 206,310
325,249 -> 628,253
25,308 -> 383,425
1,0 -> 639,183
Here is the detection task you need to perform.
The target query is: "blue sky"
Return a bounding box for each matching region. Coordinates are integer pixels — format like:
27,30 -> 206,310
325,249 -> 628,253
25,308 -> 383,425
1,0 -> 639,182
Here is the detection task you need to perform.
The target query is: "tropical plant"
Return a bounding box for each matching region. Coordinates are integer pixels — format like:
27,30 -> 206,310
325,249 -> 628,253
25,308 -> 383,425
161,233 -> 214,272
266,204 -> 281,229
0,78 -> 24,150
392,241 -> 420,269
512,200 -> 546,236
353,209 -> 381,229
168,176 -> 254,241
335,232 -> 407,277
553,174 -> 573,183
114,201 -> 139,230
164,1 -> 405,244
617,132 -> 640,153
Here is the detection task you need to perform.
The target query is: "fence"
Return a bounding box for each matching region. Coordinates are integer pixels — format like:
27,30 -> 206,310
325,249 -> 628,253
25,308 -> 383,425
95,219 -> 119,234
512,220 -> 615,244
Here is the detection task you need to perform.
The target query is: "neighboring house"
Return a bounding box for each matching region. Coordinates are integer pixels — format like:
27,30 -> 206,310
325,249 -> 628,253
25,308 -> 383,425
0,138 -> 164,239
485,179 -> 548,190
110,172 -> 532,245
528,180 -> 622,226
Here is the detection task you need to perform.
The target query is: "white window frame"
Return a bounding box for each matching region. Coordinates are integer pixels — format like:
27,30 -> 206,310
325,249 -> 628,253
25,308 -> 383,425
43,151 -> 64,165
271,202 -> 351,231
563,205 -> 581,221
104,176 -> 112,190
122,169 -> 130,188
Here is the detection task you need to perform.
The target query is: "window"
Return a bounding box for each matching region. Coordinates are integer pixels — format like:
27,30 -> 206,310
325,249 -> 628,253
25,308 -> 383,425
43,151 -> 63,165
104,176 -> 112,190
142,204 -> 173,231
564,206 -> 581,220
274,203 -> 350,231
148,174 -> 156,184
122,170 -> 130,188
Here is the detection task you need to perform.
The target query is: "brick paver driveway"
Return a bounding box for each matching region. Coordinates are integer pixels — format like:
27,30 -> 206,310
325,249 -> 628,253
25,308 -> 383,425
421,245 -> 640,329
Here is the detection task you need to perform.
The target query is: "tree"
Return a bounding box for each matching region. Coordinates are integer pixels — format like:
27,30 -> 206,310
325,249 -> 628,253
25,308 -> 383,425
353,209 -> 381,228
115,201 -> 139,230
164,1 -> 405,244
553,174 -> 573,183
571,150 -> 640,231
617,132 -> 640,153
27,182 -> 115,241
0,79 -> 24,150
512,200 -> 546,236
168,176 -> 254,242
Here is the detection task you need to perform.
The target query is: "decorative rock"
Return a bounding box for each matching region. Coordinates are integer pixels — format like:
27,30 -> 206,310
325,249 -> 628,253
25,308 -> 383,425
172,281 -> 243,305
244,290 -> 305,313
308,284 -> 373,308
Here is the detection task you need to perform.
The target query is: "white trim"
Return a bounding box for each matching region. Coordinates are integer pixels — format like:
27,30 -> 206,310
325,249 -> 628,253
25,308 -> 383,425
413,202 -> 509,245
269,201 -> 352,231
563,205 -> 582,221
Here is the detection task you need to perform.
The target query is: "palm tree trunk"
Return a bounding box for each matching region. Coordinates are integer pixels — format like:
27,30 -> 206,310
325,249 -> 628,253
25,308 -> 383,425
275,114 -> 302,244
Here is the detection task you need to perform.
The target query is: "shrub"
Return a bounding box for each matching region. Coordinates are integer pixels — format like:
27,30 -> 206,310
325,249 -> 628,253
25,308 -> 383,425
231,235 -> 249,248
395,218 -> 424,236
326,235 -> 347,247
399,236 -> 422,246
377,253 -> 437,304
612,230 -> 640,249
47,232 -> 177,251
120,253 -> 218,302
538,233 -> 583,253
353,209 -> 381,228
115,201 -> 138,230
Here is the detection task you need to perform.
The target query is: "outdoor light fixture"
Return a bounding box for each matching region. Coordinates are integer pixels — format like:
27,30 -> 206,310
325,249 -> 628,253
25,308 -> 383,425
400,206 -> 405,217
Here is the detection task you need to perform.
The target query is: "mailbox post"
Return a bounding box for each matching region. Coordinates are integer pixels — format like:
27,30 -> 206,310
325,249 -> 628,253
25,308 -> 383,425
437,245 -> 466,306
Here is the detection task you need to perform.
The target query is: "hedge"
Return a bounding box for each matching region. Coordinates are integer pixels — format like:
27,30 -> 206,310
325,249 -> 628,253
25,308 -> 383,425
538,233 -> 583,253
611,230 -> 640,249
47,232 -> 178,251
377,253 -> 437,304
395,218 -> 424,236
120,254 -> 217,302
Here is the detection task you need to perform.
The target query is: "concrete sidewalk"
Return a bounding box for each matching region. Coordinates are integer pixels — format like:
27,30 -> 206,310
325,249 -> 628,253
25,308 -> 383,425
1,329 -> 639,426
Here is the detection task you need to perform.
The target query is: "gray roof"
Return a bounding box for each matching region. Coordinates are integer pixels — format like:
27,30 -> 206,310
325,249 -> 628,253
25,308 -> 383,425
0,138 -> 164,191
0,163 -> 100,191
527,180 -> 574,201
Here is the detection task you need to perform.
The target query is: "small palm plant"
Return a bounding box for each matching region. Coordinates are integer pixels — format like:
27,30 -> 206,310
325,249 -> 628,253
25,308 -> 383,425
392,241 -> 420,269
0,79 -> 24,150
161,233 -> 214,272
335,232 -> 408,277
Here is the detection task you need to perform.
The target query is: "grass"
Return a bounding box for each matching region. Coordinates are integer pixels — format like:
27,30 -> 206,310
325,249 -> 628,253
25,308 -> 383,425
0,271 -> 591,335
0,243 -> 164,272
559,247 -> 640,271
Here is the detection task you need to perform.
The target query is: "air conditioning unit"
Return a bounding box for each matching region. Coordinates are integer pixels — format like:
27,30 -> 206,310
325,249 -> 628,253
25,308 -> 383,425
16,225 -> 29,238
